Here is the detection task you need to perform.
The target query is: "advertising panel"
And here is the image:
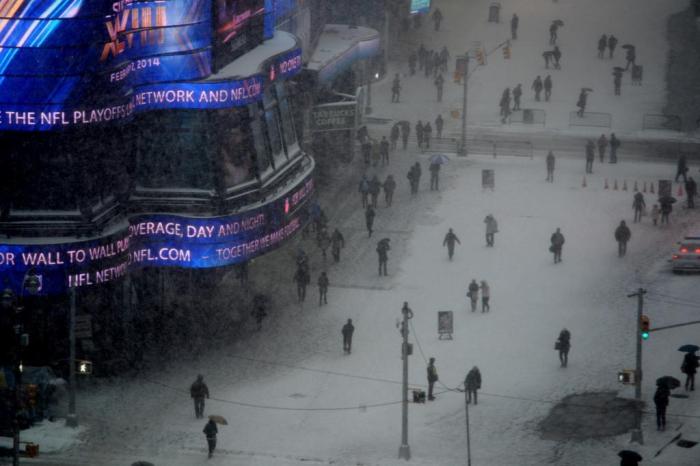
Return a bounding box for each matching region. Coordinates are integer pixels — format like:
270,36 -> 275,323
410,0 -> 431,14
213,0 -> 266,70
0,176 -> 315,295
311,103 -> 356,132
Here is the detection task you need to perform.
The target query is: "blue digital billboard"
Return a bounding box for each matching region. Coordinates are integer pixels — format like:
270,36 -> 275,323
0,176 -> 315,295
410,0 -> 431,14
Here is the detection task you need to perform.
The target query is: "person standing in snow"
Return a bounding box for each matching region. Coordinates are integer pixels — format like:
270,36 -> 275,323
613,68 -> 623,96
415,120 -> 424,149
556,328 -> 571,367
380,136 -> 390,166
443,228 -> 461,260
376,239 -> 390,276
546,151 -> 555,182
532,76 -> 543,101
358,175 -> 370,208
317,228 -> 331,261
544,75 -> 553,101
401,121 -> 410,150
624,46 -> 636,71
597,134 -> 608,162
408,51 -> 417,76
607,34 -> 618,58
391,73 -> 402,102
585,140 -> 595,174
614,220 -> 631,257
675,154 -> 688,182
542,51 -> 553,69
484,214 -> 498,247
369,175 -> 381,208
190,375 -> 210,419
686,177 -> 697,208
431,7 -> 443,31
203,418 -> 218,458
365,205 -> 376,237
429,161 -> 441,191
549,22 -> 558,45
597,34 -> 607,58
499,88 -> 511,123
435,114 -> 444,138
576,89 -> 588,117
318,271 -> 329,306
682,351 -> 699,391
435,73 -> 444,102
552,46 -> 562,69
609,133 -> 620,163
293,265 -> 310,302
654,385 -> 670,431
413,162 -> 422,193
390,123 -> 400,150
632,192 -> 646,223
550,228 -> 565,263
512,84 -> 523,111
511,13 -> 519,40
480,280 -> 490,312
342,319 -> 355,354
467,279 -> 480,312
423,122 -> 433,149
331,228 -> 345,263
660,199 -> 673,225
383,175 -> 396,206
464,366 -> 482,404
427,358 -> 439,401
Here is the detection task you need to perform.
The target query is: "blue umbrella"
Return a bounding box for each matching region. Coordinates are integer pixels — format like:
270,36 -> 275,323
430,154 -> 450,165
678,344 -> 699,353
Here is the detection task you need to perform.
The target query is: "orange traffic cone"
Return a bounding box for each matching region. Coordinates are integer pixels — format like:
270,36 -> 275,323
650,182 -> 655,194
604,178 -> 609,189
633,180 -> 638,191
622,180 -> 628,191
678,184 -> 684,196
642,182 -> 647,193
582,176 -> 587,188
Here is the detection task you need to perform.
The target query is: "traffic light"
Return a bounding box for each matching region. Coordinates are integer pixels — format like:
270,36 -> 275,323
475,48 -> 485,66
640,315 -> 650,340
503,44 -> 511,60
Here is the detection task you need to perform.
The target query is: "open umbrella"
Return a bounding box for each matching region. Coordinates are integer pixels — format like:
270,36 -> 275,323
657,376 -> 681,389
622,44 -> 635,50
552,19 -> 564,26
613,66 -> 626,72
581,88 -> 593,93
678,344 -> 700,353
659,195 -> 677,204
209,415 -> 228,425
618,450 -> 642,461
379,238 -> 391,246
430,154 -> 450,165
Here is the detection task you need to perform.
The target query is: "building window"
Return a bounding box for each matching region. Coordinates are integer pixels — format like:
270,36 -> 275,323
213,108 -> 256,188
275,82 -> 299,151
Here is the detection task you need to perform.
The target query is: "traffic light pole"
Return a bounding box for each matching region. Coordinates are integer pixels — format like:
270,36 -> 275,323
464,383 -> 472,466
628,288 -> 646,444
398,303 -> 413,460
459,55 -> 469,157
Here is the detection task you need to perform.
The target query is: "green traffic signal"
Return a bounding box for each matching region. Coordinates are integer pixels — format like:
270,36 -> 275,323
641,331 -> 649,340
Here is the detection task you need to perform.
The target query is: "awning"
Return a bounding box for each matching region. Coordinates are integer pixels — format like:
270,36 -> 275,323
306,24 -> 380,85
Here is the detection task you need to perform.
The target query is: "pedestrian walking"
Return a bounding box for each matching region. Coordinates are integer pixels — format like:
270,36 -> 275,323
342,318 -> 354,354
318,271 -> 329,306
682,351 -> 699,391
484,214 -> 498,247
429,161 -> 440,191
546,150 -> 555,182
660,199 -> 673,225
383,175 -> 396,206
251,294 -> 267,331
390,123 -> 400,150
369,175 -> 381,208
365,205 -> 375,237
597,134 -> 608,162
480,280 -> 490,312
331,228 -> 345,262
632,192 -> 646,223
391,73 -> 402,102
467,279 -> 479,312
499,88 -> 511,123
435,73 -> 444,102
380,136 -> 390,166
613,68 -> 623,96
464,366 -> 482,404
654,385 -> 670,431
610,133 -> 620,163
432,117 -> 443,142
418,43 -> 426,70
585,140 -> 595,173
293,265 -> 310,302
511,13 -> 519,40
544,75 -> 552,101
423,122 -> 432,149
190,375 -> 210,419
427,358 -> 438,400
296,247 -> 309,272
443,228 -> 461,260
675,154 -> 688,182
550,228 -> 565,263
532,76 -> 543,101
597,34 -> 607,58
439,46 -> 450,73
432,7 -> 443,31
552,46 -> 562,69
614,220 -> 631,257
576,89 -> 588,117
686,177 -> 697,208
376,238 -> 390,276
608,34 -> 618,59
415,120 -> 424,149
549,22 -> 558,45
203,418 -> 218,458
316,228 -> 331,261
512,83 -> 522,111
625,46 -> 636,71
542,51 -> 553,69
651,204 -> 660,226
358,175 -> 369,208
407,165 -> 417,195
371,138 -> 380,167
556,328 -> 571,367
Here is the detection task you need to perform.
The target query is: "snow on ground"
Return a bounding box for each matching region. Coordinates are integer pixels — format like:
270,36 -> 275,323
0,421 -> 83,454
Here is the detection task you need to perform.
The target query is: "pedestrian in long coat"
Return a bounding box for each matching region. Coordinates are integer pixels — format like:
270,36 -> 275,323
365,205 -> 376,237
318,271 -> 329,306
429,162 -> 440,191
480,280 -> 490,312
625,46 -> 636,70
427,358 -> 438,400
190,375 -> 210,419
443,228 -> 461,260
653,385 -> 670,431
532,76 -> 543,101
361,140 -> 372,166
434,74 -> 444,102
607,34 -> 618,58
467,279 -> 480,312
686,177 -> 697,208
377,239 -> 390,276
383,175 -> 396,206
576,89 -> 588,117
391,74 -> 401,102
358,176 -> 370,208
464,366 -> 482,404
431,7 -> 443,31
556,328 -> 571,367
342,319 -> 355,353
546,151 -> 555,182
660,199 -> 673,224
597,134 -> 608,162
597,34 -> 607,58
423,122 -> 433,148
550,228 -> 565,263
484,214 -> 498,246
203,419 -> 218,458
609,133 -> 620,163
293,266 -> 310,302
369,175 -> 381,208
632,192 -> 645,223
331,228 -> 345,262
415,120 -> 424,148
682,351 -> 699,391
390,124 -> 400,150
552,46 -> 562,69
380,136 -> 390,166
401,121 -> 410,149
614,220 -> 631,257
435,114 -> 444,138
585,140 -> 595,173
512,84 -> 523,111
544,75 -> 552,101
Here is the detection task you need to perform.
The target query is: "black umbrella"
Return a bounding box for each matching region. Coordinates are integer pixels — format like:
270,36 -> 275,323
622,44 -> 635,49
379,238 -> 391,245
613,66 -> 626,72
678,344 -> 700,353
581,88 -> 593,93
618,450 -> 642,461
553,19 -> 564,27
657,376 -> 681,389
659,195 -> 677,204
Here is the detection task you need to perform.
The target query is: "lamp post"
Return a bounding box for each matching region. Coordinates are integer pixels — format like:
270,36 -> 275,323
66,287 -> 78,428
398,302 -> 413,460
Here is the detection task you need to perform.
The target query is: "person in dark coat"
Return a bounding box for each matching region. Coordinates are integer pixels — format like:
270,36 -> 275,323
361,140 -> 372,166
625,46 -> 636,71
415,120 -> 424,148
597,134 -> 608,162
532,76 -> 543,101
484,214 -> 498,246
434,73 -> 444,102
550,228 -> 565,263
391,73 -> 401,102
380,136 -> 390,166
377,239 -> 390,276
512,83 -> 523,111
499,88 -> 511,123
435,114 -> 444,138
549,22 -> 558,45
552,46 -> 561,69
544,75 -> 552,101
614,220 -> 631,257
342,319 -> 355,354
318,271 -> 329,306
585,140 -> 595,173
675,154 -> 688,182
432,7 -> 443,31
390,123 -> 400,150
423,122 -> 432,148
613,68 -> 623,96
429,162 -> 441,191
358,175 -> 370,208
293,265 -> 310,302
369,175 -> 381,208
408,52 -> 417,76
331,228 -> 345,262
401,121 -> 410,149
251,294 -> 267,331
511,13 -> 519,40
576,89 -> 588,117
365,205 -> 376,237
407,166 -> 417,195
203,418 -> 218,458
383,175 -> 396,206
556,328 -> 571,367
609,133 -> 620,163
597,34 -> 607,58
467,279 -> 480,312
464,366 -> 482,405
686,177 -> 697,208
413,162 -> 422,192
190,375 -> 210,419
546,151 -> 555,182
632,192 -> 646,223
427,358 -> 438,401
542,51 -> 553,69
607,34 -> 618,59
443,228 -> 461,260
682,351 -> 699,391
660,198 -> 673,225
653,385 -> 670,431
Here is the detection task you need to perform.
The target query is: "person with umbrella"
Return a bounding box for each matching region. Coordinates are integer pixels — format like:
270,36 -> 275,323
608,34 -> 618,59
623,44 -> 636,70
614,220 -> 631,257
203,417 -> 219,458
653,383 -> 670,430
544,75 -> 553,101
576,88 -> 590,117
464,366 -> 482,405
549,21 -> 560,45
190,375 -> 210,419
618,450 -> 642,466
597,34 -> 607,58
659,196 -> 675,225
532,76 -> 544,101
681,347 -> 699,391
377,238 -> 390,276
556,328 -> 571,367
443,228 -> 461,260
429,154 -> 448,190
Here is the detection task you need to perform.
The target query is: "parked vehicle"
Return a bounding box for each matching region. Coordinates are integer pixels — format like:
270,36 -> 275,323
671,235 -> 700,273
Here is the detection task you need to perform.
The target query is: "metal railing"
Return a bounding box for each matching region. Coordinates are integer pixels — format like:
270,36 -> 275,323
642,114 -> 682,132
509,109 -> 546,126
569,111 -> 612,128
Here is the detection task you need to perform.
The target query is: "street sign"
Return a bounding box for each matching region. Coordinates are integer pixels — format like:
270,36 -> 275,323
74,315 -> 93,339
311,103 -> 356,132
438,311 -> 453,340
482,169 -> 495,190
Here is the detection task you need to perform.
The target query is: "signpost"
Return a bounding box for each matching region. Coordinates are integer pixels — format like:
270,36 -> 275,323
438,311 -> 453,340
482,169 -> 495,190
310,103 -> 357,132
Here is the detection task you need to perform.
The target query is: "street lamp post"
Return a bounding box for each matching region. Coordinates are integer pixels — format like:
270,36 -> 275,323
629,288 -> 646,444
365,61 -> 373,115
66,287 -> 78,428
398,302 -> 413,460
459,55 -> 469,156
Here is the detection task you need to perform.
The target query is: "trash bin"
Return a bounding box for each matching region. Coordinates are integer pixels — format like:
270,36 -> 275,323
488,3 -> 501,23
25,443 -> 39,458
523,109 -> 534,124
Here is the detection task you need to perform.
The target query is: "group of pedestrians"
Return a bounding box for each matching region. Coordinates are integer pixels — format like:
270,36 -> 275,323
408,44 -> 450,80
466,279 -> 491,312
424,357 -> 482,405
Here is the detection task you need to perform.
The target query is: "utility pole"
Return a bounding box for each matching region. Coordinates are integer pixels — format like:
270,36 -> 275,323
464,383 -> 472,466
628,288 -> 646,444
459,55 -> 469,156
66,287 -> 78,427
365,60 -> 373,115
398,302 -> 413,460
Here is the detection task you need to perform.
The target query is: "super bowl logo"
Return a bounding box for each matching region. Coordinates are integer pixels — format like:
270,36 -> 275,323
101,4 -> 167,62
